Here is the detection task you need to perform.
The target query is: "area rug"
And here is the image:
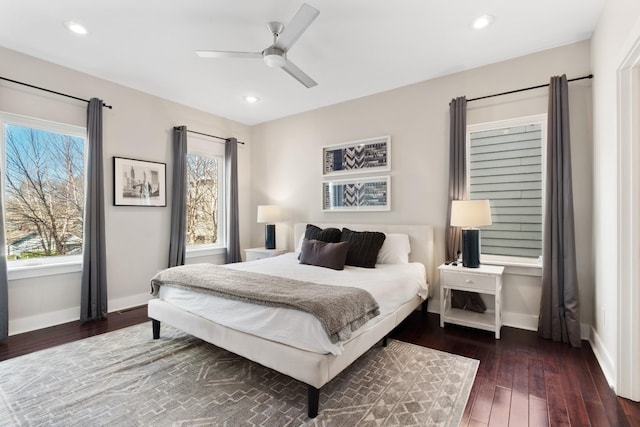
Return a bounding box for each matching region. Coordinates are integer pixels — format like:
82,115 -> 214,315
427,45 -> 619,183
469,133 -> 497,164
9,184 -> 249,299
0,322 -> 478,426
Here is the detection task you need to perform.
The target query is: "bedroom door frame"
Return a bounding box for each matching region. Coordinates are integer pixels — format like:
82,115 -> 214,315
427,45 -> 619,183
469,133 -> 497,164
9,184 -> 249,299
616,25 -> 640,402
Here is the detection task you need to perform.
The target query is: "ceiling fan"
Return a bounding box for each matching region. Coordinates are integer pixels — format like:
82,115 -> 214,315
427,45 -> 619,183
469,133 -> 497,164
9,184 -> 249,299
195,3 -> 320,88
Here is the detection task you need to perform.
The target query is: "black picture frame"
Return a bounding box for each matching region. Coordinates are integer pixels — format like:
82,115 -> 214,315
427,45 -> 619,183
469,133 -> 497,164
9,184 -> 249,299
113,156 -> 166,207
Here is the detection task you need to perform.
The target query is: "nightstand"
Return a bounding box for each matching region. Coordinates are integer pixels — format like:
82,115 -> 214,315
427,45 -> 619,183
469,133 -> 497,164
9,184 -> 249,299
244,247 -> 287,262
438,263 -> 505,338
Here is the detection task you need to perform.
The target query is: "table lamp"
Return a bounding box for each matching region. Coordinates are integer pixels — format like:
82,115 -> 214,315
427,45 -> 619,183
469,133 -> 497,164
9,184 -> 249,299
257,205 -> 281,249
450,199 -> 492,268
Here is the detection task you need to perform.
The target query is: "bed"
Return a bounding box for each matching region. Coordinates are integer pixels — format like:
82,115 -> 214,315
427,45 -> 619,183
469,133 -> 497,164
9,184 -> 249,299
148,223 -> 434,418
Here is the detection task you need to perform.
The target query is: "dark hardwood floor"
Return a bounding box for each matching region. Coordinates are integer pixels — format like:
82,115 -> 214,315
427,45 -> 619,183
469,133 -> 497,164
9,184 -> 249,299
391,311 -> 640,427
1,306 -> 639,426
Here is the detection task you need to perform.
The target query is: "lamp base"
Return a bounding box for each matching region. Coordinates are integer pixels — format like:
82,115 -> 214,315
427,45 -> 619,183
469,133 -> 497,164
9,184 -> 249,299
462,229 -> 480,268
265,224 -> 276,249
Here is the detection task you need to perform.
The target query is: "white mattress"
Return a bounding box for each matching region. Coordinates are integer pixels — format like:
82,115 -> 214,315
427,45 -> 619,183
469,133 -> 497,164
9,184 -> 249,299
156,253 -> 427,355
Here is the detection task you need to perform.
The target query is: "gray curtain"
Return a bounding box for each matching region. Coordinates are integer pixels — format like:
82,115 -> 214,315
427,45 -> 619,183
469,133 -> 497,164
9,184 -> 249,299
445,96 -> 467,262
0,173 -> 8,341
168,126 -> 187,268
80,98 -> 107,323
538,75 -> 581,347
225,138 -> 242,263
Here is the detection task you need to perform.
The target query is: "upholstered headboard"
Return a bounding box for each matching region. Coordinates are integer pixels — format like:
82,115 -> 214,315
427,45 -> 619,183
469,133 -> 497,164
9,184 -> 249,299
293,223 -> 435,286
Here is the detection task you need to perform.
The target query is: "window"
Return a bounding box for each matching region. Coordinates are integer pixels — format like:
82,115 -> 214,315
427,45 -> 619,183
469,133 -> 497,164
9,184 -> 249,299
467,114 -> 546,262
0,113 -> 86,266
185,138 -> 225,251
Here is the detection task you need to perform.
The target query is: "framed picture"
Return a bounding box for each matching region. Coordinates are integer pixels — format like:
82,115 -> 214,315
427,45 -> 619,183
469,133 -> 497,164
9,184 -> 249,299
113,157 -> 166,207
322,136 -> 391,176
322,176 -> 391,212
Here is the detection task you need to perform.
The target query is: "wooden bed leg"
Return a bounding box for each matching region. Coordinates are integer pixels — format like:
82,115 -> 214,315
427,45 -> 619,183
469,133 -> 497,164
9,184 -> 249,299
308,385 -> 319,418
382,336 -> 388,347
422,299 -> 429,318
152,319 -> 160,339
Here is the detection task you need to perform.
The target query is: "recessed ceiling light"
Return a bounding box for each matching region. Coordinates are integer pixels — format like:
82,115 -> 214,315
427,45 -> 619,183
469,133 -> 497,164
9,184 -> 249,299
244,95 -> 260,104
64,21 -> 88,35
472,15 -> 494,30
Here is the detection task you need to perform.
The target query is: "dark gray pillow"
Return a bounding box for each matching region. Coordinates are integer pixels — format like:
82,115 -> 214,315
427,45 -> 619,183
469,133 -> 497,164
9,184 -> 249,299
304,224 -> 342,243
299,239 -> 350,270
340,228 -> 386,268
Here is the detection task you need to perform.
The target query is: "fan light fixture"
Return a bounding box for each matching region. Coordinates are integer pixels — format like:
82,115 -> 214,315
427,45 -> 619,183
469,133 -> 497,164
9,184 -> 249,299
262,47 -> 286,68
472,15 -> 494,30
64,21 -> 88,35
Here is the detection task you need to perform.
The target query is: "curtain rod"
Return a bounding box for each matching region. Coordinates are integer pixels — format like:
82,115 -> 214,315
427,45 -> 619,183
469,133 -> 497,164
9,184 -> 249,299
176,127 -> 245,145
0,75 -> 113,109
467,74 -> 593,103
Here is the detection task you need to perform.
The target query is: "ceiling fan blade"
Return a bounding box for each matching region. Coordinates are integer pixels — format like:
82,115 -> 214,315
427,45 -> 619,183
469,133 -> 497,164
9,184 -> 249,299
274,3 -> 319,52
282,59 -> 317,88
195,50 -> 262,59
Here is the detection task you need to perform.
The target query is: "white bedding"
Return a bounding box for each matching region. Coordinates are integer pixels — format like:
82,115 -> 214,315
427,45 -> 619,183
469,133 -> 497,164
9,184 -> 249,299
157,252 -> 427,355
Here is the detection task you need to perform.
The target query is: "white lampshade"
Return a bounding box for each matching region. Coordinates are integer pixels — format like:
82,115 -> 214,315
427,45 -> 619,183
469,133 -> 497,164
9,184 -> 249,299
257,205 -> 281,223
450,200 -> 492,228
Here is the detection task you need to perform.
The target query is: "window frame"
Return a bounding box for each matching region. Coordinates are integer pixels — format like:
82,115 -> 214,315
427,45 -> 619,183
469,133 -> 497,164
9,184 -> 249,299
0,112 -> 87,278
466,114 -> 547,268
184,136 -> 226,259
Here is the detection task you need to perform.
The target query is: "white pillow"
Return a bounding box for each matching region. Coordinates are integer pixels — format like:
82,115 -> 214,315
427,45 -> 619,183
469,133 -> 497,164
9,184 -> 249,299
295,234 -> 305,255
376,233 -> 411,264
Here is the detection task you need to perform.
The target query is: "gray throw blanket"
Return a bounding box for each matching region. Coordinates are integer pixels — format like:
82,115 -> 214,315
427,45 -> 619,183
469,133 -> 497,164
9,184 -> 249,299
151,264 -> 380,343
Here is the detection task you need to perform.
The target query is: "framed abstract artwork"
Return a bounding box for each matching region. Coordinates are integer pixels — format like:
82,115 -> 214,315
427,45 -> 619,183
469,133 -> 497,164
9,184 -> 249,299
322,176 -> 391,212
113,157 -> 166,207
322,136 -> 390,176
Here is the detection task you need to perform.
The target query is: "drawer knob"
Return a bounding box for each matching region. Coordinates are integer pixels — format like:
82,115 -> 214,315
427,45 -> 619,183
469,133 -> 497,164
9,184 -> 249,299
465,279 -> 472,283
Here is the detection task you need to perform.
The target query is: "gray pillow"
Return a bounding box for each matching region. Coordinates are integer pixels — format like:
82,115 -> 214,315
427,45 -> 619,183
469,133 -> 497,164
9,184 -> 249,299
340,228 -> 386,268
299,239 -> 350,270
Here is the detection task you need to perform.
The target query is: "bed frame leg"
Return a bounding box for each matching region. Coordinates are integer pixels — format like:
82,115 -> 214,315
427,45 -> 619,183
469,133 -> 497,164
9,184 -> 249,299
382,336 -> 388,347
308,385 -> 319,418
422,299 -> 429,318
152,319 -> 160,339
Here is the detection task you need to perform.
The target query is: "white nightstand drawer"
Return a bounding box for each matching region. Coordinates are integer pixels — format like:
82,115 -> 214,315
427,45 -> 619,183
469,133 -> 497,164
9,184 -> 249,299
441,271 -> 497,293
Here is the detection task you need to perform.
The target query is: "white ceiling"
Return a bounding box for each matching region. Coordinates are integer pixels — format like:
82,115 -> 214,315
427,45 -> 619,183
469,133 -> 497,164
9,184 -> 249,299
0,0 -> 604,126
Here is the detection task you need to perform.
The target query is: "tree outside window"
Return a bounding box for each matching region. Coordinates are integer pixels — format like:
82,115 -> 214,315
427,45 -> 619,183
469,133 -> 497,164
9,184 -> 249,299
186,153 -> 221,245
3,122 -> 85,260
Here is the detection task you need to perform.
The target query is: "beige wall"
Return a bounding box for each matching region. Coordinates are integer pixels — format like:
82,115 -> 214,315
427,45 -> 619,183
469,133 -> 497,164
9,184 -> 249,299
591,0 -> 640,397
251,41 -> 593,332
0,46 -> 252,333
0,38 -> 597,342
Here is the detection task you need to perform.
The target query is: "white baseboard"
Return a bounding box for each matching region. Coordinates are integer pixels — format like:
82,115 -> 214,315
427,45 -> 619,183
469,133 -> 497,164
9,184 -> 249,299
8,293 -> 150,336
9,307 -> 80,336
428,300 -> 591,340
502,311 -> 538,332
109,292 -> 151,313
589,326 -> 616,389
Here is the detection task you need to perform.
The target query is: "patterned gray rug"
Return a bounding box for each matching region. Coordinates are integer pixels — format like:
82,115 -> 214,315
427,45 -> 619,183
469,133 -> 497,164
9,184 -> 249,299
0,322 -> 478,426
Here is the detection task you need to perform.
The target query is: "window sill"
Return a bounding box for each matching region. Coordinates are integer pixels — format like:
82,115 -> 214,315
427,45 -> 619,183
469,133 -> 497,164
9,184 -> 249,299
185,246 -> 227,259
8,257 -> 83,280
481,258 -> 542,277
